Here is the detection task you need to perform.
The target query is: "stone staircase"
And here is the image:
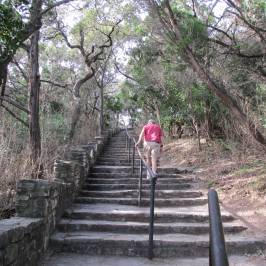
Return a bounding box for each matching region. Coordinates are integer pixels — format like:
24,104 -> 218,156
50,130 -> 266,259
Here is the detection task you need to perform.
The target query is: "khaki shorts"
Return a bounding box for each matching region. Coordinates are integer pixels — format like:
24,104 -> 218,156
143,141 -> 161,160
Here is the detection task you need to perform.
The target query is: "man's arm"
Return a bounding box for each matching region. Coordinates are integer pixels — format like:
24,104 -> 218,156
135,127 -> 145,146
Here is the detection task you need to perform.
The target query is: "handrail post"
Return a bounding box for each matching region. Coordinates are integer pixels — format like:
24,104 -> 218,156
148,177 -> 157,260
138,159 -> 143,207
126,134 -> 128,150
128,138 -> 131,163
132,145 -> 135,175
208,189 -> 229,266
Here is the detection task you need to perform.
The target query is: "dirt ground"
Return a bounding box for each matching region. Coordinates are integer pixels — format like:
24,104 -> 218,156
160,137 -> 266,236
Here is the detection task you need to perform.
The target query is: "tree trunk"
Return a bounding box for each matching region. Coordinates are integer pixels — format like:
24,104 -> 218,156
116,113 -> 119,128
154,100 -> 161,126
204,99 -> 212,139
99,86 -> 104,135
0,62 -> 9,105
28,29 -> 41,166
192,116 -> 201,151
160,1 -> 266,147
68,99 -> 82,141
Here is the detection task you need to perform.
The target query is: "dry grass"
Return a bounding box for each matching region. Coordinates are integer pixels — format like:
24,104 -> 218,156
161,136 -> 266,196
160,136 -> 266,233
0,113 -> 100,219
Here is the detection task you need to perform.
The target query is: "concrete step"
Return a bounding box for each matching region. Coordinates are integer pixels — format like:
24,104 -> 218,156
63,204 -> 236,223
103,146 -> 133,150
96,162 -> 140,166
97,156 -> 139,160
103,147 -> 129,151
57,219 -> 246,235
79,190 -> 203,198
39,253 -> 266,266
82,183 -> 192,191
102,149 -> 142,153
98,156 -> 140,161
74,197 -> 208,207
85,177 -> 194,184
96,158 -> 139,164
92,166 -> 191,174
51,231 -> 266,257
88,173 -> 187,179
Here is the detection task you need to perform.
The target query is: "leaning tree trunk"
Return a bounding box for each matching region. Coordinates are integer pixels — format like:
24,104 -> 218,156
99,86 -> 104,136
68,99 -> 82,141
28,29 -> 41,166
185,46 -> 266,146
161,1 -> 266,147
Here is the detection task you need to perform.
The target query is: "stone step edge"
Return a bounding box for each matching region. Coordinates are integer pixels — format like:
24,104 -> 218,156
64,210 -> 236,222
75,196 -> 207,201
50,231 -> 266,246
58,219 -> 246,228
79,189 -> 203,195
84,178 -> 194,182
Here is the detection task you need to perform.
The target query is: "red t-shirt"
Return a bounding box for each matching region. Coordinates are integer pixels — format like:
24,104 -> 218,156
144,123 -> 163,143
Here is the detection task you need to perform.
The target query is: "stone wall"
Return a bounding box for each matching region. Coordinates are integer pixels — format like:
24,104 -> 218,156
0,129 -> 119,266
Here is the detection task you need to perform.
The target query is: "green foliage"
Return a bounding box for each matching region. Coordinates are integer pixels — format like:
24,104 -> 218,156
105,94 -> 123,113
178,11 -> 207,48
0,0 -> 28,62
120,22 -> 229,138
41,112 -> 69,143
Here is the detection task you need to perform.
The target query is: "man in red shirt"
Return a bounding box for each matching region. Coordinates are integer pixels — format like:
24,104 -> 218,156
135,119 -> 164,179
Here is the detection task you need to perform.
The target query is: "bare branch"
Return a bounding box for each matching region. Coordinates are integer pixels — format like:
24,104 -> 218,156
209,38 -> 266,58
56,21 -> 82,50
41,79 -> 70,89
0,96 -> 30,114
1,104 -> 29,128
12,59 -> 29,82
114,62 -> 138,82
86,20 -> 121,65
208,24 -> 235,43
41,0 -> 74,16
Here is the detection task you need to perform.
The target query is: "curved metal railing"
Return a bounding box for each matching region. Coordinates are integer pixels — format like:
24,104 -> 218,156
124,127 -> 157,260
208,189 -> 229,266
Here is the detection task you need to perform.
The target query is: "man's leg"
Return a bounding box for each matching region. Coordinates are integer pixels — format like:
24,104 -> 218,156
144,142 -> 152,179
146,156 -> 152,169
151,153 -> 158,174
145,156 -> 152,179
151,144 -> 160,174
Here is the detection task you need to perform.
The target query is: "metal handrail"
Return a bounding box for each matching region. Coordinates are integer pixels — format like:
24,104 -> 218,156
124,127 -> 157,260
208,189 -> 229,266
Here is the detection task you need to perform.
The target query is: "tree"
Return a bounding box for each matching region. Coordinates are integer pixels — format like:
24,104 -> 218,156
146,0 -> 266,147
0,0 -> 73,99
94,50 -> 116,135
54,9 -> 121,139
